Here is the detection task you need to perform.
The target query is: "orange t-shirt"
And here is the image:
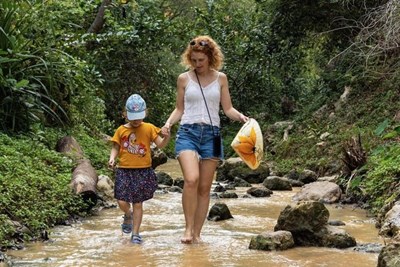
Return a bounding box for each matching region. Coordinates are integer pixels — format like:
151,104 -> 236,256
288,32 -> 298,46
111,122 -> 160,168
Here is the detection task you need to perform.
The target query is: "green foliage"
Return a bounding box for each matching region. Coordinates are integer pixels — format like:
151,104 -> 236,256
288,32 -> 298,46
0,133 -> 88,247
75,0 -> 181,130
364,144 -> 400,213
0,1 -> 110,134
0,2 -> 68,132
71,126 -> 111,172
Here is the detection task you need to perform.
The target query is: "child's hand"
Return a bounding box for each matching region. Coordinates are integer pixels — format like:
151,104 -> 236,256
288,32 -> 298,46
108,159 -> 115,170
161,122 -> 171,136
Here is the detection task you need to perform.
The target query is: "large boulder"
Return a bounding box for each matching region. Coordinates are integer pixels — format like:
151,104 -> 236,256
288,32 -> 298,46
274,202 -> 329,235
274,201 -> 356,248
377,243 -> 400,267
379,201 -> 400,238
292,181 -> 342,204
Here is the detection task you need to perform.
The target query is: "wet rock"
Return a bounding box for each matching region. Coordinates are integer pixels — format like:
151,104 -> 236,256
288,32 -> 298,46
151,146 -> 168,169
377,243 -> 400,267
328,220 -> 345,226
298,169 -> 318,184
173,177 -> 184,189
319,226 -> 356,248
213,183 -> 226,192
247,187 -> 272,197
292,181 -> 341,204
275,201 -> 329,234
274,201 -> 356,248
263,176 -> 292,191
207,203 -> 233,221
216,157 -> 269,183
285,169 -> 300,181
231,177 -> 252,187
249,231 -> 294,251
379,201 -> 400,238
218,192 -> 238,199
224,184 -> 236,190
156,171 -> 173,186
96,174 -> 114,202
353,243 -> 383,253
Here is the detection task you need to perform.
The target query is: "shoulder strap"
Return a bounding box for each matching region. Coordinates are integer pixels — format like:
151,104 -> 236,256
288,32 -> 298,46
194,70 -> 215,134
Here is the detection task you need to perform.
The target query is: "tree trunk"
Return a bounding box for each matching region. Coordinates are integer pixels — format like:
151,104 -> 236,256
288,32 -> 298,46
87,0 -> 112,34
71,159 -> 98,208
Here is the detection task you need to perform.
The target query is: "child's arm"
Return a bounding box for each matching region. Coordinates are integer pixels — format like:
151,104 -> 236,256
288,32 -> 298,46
108,142 -> 120,169
153,131 -> 170,149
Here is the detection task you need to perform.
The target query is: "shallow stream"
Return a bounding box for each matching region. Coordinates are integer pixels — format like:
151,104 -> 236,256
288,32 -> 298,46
7,159 -> 383,267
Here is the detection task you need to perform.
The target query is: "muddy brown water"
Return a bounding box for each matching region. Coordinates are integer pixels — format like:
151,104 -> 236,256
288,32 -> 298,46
7,159 -> 383,267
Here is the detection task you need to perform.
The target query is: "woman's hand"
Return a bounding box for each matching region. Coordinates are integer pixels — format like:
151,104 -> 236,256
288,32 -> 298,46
161,122 -> 171,135
239,113 -> 249,123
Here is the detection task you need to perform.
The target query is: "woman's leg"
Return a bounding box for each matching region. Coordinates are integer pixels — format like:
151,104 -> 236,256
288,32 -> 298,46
132,202 -> 143,235
192,159 -> 218,242
178,150 -> 200,243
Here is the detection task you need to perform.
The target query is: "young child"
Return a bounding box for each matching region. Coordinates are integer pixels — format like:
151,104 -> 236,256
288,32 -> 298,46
108,94 -> 170,244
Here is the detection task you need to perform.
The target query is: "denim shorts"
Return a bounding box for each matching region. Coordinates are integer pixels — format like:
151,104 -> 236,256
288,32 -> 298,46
175,123 -> 224,160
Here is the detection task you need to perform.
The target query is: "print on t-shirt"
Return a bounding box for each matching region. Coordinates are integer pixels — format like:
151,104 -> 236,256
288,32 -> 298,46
121,133 -> 146,157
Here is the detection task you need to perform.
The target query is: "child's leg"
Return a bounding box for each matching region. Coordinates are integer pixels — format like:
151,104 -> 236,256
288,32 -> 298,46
118,200 -> 132,234
132,202 -> 143,235
117,200 -> 131,215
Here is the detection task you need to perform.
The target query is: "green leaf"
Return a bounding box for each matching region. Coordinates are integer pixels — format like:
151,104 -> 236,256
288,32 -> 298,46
374,119 -> 390,136
383,131 -> 398,140
15,79 -> 29,88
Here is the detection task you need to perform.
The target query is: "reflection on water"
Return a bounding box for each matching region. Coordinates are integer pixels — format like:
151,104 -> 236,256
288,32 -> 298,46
8,159 -> 382,267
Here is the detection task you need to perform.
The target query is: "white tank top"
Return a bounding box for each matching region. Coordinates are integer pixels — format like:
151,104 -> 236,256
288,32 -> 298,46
181,72 -> 221,127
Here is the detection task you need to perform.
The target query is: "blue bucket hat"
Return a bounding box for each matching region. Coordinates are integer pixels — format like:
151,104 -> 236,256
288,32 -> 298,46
125,94 -> 146,120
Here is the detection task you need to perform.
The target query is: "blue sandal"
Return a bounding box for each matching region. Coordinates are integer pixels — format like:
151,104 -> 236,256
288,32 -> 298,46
131,234 -> 142,244
121,213 -> 132,234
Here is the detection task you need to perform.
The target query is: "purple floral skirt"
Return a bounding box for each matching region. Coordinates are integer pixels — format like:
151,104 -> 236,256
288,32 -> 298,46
114,168 -> 158,203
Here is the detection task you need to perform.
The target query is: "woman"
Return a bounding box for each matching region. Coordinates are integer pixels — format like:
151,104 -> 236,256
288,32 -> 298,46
161,35 -> 248,244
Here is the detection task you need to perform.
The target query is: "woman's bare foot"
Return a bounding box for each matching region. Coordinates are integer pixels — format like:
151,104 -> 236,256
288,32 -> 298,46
180,237 -> 193,244
193,236 -> 203,244
181,229 -> 193,244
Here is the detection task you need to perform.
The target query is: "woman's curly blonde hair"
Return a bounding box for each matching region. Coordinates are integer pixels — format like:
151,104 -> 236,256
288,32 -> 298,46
181,35 -> 224,70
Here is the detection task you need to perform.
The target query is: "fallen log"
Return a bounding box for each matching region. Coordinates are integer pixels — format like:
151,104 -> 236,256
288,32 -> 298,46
56,136 -> 98,208
55,136 -> 84,160
71,159 -> 98,209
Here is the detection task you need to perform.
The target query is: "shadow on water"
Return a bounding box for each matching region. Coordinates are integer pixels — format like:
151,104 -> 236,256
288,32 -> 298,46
7,159 -> 382,267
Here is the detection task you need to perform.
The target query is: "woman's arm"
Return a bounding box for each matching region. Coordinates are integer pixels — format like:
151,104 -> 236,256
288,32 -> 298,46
161,73 -> 187,134
219,72 -> 248,122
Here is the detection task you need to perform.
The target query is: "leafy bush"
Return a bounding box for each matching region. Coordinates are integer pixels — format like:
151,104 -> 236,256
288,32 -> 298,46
0,133 -> 88,247
363,144 -> 400,213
